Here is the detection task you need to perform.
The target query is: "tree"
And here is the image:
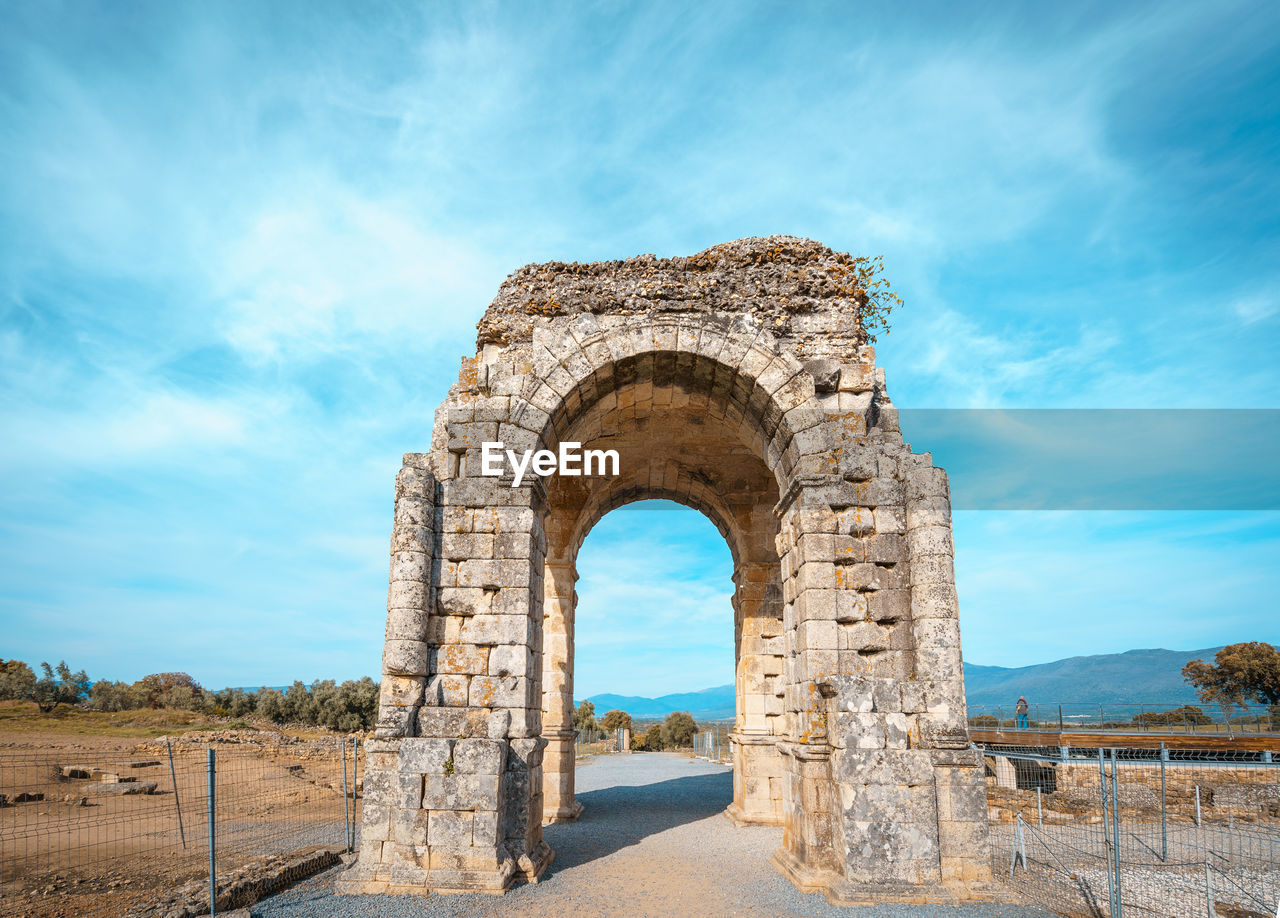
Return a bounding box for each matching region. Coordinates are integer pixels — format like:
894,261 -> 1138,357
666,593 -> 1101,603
1183,643 -> 1280,716
0,660 -> 36,701
87,680 -> 140,712
31,661 -> 90,712
1132,705 -> 1212,727
132,673 -> 203,709
643,723 -> 665,750
573,700 -> 597,734
660,711 -> 697,748
601,709 -> 632,732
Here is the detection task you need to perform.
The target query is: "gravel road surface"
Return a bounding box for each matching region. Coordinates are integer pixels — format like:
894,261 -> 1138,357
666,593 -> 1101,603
252,752 -> 1052,917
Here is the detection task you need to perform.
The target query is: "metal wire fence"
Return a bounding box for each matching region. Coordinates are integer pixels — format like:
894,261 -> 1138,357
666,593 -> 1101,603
970,701 -> 1279,735
982,742 -> 1279,917
692,725 -> 732,764
0,737 -> 360,918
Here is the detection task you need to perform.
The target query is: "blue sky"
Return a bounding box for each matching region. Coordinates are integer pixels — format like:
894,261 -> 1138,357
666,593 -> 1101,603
1,2 -> 1278,696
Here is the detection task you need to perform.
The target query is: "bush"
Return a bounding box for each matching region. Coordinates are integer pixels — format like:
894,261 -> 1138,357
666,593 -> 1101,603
573,700 -> 597,734
132,673 -> 203,710
643,723 -> 665,750
32,662 -> 90,712
1131,705 -> 1212,726
0,660 -> 36,700
601,709 -> 632,732
660,711 -> 697,748
87,680 -> 140,712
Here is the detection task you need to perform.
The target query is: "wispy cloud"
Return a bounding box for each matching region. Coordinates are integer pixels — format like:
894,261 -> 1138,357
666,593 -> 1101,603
1,1 -> 1277,687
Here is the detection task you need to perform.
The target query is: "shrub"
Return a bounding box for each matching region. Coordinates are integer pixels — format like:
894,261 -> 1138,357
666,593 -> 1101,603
0,660 -> 36,701
132,673 -> 203,710
643,723 -> 665,750
601,709 -> 632,732
32,662 -> 90,712
660,711 -> 697,748
87,680 -> 140,712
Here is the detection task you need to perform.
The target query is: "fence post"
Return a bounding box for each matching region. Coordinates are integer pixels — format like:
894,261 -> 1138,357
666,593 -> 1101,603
1037,787 -> 1042,826
207,747 -> 216,918
1159,743 -> 1167,862
166,739 -> 187,850
341,738 -> 351,854
1204,863 -> 1214,918
1194,784 -> 1201,827
1058,704 -> 1063,732
351,738 -> 359,851
1110,748 -> 1123,918
1009,814 -> 1027,875
1098,748 -> 1116,916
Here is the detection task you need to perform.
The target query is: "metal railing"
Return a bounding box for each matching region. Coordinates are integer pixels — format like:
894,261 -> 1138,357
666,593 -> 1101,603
982,742 -> 1280,916
969,701 -> 1279,735
0,737 -> 359,917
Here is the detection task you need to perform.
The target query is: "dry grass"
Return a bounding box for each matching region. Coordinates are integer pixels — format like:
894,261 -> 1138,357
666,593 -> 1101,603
0,701 -> 342,741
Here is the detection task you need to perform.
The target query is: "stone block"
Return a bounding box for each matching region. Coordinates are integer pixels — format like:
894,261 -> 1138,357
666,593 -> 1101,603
423,674 -> 469,707
905,497 -> 951,531
909,553 -> 955,587
469,675 -> 530,708
398,738 -> 454,774
388,581 -> 431,611
911,581 -> 958,619
867,590 -> 909,623
392,807 -> 430,847
383,640 -> 430,676
428,810 -> 475,848
433,644 -> 490,675
900,681 -> 927,714
395,774 -> 425,809
380,675 -> 425,708
422,772 -> 501,810
834,562 -> 884,591
462,614 -> 533,645
376,704 -> 415,738
441,532 -> 495,561
454,739 -> 506,774
910,524 -> 954,557
384,608 -> 429,642
906,467 -> 949,501
835,591 -> 868,623
488,643 -> 532,677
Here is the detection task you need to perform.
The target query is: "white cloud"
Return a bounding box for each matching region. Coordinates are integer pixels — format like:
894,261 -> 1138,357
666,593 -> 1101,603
216,181 -> 502,361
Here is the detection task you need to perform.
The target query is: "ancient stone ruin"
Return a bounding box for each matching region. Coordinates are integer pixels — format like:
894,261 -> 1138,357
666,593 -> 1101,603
338,237 -> 992,904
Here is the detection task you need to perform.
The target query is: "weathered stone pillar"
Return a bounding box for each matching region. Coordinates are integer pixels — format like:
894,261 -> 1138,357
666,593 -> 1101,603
904,464 -> 993,890
337,453 -> 437,893
728,559 -> 786,825
541,560 -> 583,823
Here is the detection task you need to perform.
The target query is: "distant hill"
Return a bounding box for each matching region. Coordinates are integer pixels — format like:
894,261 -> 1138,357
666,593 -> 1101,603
580,647 -> 1223,721
962,647 -> 1221,707
582,685 -> 736,721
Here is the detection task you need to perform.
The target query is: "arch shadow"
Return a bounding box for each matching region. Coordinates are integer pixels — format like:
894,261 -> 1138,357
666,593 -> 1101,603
539,766 -> 736,876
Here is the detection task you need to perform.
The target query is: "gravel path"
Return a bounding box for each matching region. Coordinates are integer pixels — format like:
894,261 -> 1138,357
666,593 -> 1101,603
252,753 -> 1053,917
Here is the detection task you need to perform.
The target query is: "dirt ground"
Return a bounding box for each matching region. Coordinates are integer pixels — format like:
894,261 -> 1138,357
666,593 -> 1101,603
0,711 -> 360,918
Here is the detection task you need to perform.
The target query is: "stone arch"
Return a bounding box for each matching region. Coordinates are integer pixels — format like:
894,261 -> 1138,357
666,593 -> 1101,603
526,321 -> 801,827
340,237 -> 993,905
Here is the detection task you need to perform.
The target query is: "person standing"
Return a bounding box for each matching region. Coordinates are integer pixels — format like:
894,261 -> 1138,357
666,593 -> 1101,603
1016,696 -> 1029,730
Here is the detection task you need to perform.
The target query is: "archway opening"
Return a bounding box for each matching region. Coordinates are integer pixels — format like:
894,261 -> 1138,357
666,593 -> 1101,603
573,499 -> 736,748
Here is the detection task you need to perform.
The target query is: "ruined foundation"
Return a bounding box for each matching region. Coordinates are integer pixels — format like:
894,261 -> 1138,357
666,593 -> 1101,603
337,237 -> 993,902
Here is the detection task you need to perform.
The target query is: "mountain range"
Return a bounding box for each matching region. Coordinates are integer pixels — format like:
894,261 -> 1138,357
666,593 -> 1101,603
579,646 -> 1222,721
